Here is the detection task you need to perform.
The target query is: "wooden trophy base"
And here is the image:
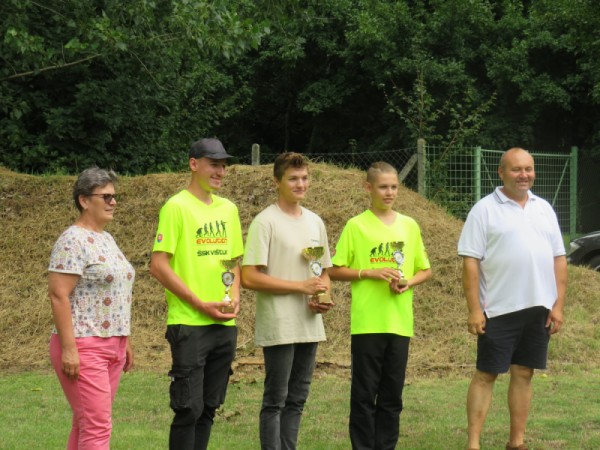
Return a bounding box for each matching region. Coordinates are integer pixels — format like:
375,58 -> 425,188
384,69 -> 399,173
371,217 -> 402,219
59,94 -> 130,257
316,292 -> 333,305
221,299 -> 235,313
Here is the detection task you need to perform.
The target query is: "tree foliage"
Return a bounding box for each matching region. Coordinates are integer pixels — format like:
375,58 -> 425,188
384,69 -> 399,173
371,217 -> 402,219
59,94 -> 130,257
1,0 -> 599,174
0,0 -> 268,173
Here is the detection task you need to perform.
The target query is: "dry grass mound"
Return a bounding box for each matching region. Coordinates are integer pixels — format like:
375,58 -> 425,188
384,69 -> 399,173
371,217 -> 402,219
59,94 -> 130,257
1,164 -> 599,378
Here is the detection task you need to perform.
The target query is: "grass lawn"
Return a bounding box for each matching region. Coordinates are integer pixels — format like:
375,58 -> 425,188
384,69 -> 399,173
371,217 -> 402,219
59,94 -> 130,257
1,368 -> 599,449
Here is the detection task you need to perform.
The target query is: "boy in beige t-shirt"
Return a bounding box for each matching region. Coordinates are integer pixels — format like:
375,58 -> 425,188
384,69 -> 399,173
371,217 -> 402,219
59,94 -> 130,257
242,152 -> 334,449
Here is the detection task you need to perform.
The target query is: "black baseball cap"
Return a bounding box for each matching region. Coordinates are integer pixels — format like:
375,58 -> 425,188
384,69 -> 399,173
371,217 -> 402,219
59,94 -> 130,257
189,138 -> 233,159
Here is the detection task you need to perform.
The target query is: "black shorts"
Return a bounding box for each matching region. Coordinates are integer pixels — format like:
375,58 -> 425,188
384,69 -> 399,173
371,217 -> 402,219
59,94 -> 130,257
476,306 -> 551,374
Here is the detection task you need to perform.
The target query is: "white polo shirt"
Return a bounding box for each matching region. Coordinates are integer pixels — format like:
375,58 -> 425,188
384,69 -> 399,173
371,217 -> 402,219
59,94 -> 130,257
458,187 -> 565,318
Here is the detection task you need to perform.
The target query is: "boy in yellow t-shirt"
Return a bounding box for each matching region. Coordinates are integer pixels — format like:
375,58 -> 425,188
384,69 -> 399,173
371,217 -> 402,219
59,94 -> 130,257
150,138 -> 243,450
330,161 -> 432,450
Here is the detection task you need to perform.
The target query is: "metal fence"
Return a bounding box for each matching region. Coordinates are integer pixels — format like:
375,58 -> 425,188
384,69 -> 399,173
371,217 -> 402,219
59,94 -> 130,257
243,142 -> 578,236
424,145 -> 577,237
238,146 -> 420,190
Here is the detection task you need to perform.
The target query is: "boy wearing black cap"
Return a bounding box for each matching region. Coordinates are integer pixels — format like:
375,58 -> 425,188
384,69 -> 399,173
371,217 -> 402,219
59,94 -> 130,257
150,138 -> 243,450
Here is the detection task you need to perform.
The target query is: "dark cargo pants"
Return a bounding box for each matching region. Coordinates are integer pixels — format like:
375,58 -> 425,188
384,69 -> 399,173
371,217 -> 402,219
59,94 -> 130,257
166,324 -> 237,450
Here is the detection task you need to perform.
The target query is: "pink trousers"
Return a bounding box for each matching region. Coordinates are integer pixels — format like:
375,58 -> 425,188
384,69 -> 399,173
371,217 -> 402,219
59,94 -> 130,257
49,334 -> 127,450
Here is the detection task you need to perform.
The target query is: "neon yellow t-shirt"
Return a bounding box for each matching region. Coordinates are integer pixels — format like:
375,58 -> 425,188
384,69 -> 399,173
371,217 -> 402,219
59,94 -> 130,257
331,210 -> 430,336
153,190 -> 243,326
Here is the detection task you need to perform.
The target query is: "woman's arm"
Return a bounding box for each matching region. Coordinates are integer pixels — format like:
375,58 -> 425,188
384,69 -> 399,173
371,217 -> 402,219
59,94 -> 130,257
48,272 -> 80,379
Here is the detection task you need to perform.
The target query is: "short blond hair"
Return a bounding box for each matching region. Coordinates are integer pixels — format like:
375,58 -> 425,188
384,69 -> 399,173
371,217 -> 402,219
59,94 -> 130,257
366,161 -> 397,183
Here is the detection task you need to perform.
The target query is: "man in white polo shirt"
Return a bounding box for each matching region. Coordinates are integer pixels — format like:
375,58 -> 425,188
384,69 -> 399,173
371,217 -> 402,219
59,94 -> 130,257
458,147 -> 567,450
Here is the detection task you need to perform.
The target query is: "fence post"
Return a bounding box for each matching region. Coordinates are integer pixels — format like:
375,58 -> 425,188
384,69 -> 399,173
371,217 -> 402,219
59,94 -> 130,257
349,139 -> 358,167
251,143 -> 260,166
474,146 -> 482,201
417,138 -> 426,197
570,146 -> 578,238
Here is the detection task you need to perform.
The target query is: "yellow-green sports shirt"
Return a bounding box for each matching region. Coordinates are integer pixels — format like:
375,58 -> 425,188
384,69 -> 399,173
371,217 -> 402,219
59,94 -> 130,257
153,190 -> 243,326
332,210 -> 430,337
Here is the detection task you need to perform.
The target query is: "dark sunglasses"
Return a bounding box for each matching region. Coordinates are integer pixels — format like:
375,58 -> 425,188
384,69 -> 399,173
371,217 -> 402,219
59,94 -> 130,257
88,193 -> 120,204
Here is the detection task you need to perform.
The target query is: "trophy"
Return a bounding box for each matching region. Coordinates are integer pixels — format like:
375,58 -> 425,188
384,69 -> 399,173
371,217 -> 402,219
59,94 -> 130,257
301,246 -> 333,304
390,241 -> 408,286
220,258 -> 238,313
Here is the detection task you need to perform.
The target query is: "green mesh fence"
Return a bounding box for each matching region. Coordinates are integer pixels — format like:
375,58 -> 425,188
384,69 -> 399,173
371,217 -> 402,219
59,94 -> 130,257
243,143 -> 577,236
423,145 -> 577,237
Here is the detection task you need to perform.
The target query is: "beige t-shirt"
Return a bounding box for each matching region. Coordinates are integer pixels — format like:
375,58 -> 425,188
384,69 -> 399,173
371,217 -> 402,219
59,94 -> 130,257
243,204 -> 331,346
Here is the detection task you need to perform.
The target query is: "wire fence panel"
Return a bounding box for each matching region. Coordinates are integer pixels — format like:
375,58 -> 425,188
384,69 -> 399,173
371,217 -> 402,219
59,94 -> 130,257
240,143 -> 576,235
424,145 -> 576,235
423,145 -> 491,220
238,148 -> 420,190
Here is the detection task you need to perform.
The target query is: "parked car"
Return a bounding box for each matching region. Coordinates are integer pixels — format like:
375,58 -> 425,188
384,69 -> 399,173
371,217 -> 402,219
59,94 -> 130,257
567,231 -> 600,271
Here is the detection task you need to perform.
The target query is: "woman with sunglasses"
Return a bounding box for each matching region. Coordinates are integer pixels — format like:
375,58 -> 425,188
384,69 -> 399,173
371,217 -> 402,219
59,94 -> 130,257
48,167 -> 135,450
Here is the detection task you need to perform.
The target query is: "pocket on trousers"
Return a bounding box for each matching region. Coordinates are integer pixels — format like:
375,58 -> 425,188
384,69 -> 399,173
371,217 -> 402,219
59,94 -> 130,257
165,324 -> 186,345
168,369 -> 192,412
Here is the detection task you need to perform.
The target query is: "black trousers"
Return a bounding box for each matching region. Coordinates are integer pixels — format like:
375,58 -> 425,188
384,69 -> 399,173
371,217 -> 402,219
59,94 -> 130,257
349,333 -> 410,450
166,324 -> 237,450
